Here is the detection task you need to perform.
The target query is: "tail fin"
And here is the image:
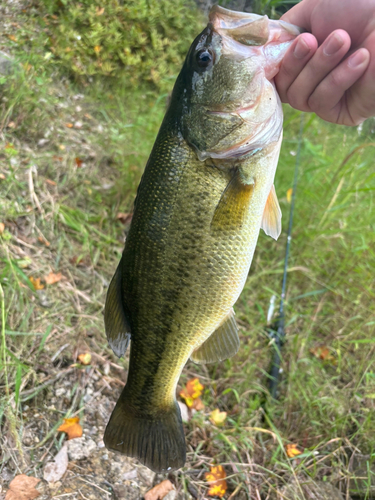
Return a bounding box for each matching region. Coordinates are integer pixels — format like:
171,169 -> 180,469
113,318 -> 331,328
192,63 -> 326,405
104,391 -> 186,473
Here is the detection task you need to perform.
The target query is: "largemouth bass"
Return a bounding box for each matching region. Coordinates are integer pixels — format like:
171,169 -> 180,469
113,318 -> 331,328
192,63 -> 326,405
104,6 -> 300,473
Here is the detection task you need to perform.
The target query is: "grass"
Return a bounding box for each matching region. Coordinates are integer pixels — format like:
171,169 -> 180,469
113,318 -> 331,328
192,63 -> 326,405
1,1 -> 375,499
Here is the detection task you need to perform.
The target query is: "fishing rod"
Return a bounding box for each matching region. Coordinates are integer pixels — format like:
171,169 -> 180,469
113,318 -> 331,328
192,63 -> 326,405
268,113 -> 304,399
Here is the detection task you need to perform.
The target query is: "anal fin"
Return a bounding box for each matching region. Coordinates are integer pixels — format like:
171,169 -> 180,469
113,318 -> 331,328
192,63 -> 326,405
261,184 -> 282,240
104,261 -> 131,358
191,309 -> 240,364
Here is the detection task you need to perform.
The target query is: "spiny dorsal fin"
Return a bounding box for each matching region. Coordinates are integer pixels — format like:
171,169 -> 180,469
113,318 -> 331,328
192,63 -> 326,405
191,309 -> 240,364
261,184 -> 282,240
104,262 -> 131,358
211,171 -> 254,231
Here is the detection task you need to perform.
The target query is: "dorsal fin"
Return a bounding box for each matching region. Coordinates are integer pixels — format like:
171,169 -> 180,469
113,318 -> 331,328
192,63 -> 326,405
261,184 -> 282,240
104,262 -> 131,358
191,309 -> 240,364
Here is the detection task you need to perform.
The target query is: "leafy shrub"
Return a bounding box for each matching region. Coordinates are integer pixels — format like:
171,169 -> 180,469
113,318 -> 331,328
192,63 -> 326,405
39,0 -> 203,91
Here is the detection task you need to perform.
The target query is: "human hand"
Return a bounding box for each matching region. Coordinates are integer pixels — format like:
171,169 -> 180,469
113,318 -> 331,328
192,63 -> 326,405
275,0 -> 375,125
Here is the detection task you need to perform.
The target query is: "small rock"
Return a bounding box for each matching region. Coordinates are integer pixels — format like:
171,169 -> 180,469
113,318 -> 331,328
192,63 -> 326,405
277,479 -> 345,500
164,490 -> 177,500
0,51 -> 14,75
113,482 -> 141,500
67,437 -> 96,461
138,466 -> 155,487
178,401 -> 189,423
123,469 -> 138,481
55,387 -> 66,397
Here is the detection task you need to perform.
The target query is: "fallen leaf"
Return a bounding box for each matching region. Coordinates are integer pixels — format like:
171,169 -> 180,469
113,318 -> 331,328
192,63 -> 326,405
310,345 -> 336,364
94,45 -> 102,53
7,34 -> 17,42
0,222 -> 5,234
38,236 -> 50,247
285,443 -> 304,458
29,277 -> 44,291
65,123 -> 73,128
205,465 -> 227,498
43,444 -> 68,483
78,353 -> 91,365
45,179 -> 57,186
0,173 -> 6,180
286,188 -> 293,203
57,417 -> 83,440
116,212 -> 132,225
8,121 -> 16,129
144,480 -> 174,500
180,378 -> 204,408
192,397 -> 204,411
5,474 -> 40,500
52,156 -> 63,162
209,408 -> 227,426
44,272 -> 63,285
75,157 -> 83,168
96,6 -> 105,15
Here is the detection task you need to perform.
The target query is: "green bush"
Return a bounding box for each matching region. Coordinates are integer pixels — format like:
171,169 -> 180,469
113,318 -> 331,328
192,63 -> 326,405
39,0 -> 203,91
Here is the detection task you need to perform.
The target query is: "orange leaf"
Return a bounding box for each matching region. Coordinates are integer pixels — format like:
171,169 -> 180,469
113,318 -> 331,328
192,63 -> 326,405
192,397 -> 205,411
29,277 -> 44,291
78,353 -> 92,365
65,123 -> 73,128
186,378 -> 204,399
205,465 -> 227,498
44,272 -> 63,285
179,388 -> 194,408
7,34 -> 17,42
5,474 -> 40,500
285,443 -> 304,458
0,222 -> 5,235
38,236 -> 50,246
144,479 -> 174,500
310,345 -> 336,364
209,408 -> 227,426
75,157 -> 83,168
45,179 -> 57,186
57,417 -> 83,440
94,45 -> 102,53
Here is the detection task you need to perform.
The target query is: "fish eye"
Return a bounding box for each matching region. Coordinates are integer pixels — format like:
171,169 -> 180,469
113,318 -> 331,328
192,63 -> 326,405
196,49 -> 214,69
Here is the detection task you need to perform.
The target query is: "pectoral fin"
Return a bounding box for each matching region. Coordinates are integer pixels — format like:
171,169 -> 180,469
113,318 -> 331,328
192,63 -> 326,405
261,184 -> 282,240
104,262 -> 131,358
211,171 -> 254,231
191,309 -> 240,364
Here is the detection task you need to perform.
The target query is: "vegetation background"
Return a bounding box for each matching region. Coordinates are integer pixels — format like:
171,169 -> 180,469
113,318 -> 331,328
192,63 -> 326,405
0,0 -> 374,499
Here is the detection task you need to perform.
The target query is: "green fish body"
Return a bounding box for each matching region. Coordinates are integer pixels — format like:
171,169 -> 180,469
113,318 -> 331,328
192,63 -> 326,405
104,6 -> 300,472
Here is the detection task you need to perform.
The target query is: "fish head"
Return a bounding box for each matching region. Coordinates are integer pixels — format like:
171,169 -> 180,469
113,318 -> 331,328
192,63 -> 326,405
175,6 -> 301,160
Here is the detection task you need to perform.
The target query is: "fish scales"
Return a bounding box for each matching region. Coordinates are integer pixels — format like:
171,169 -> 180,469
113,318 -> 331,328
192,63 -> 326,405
104,5 -> 301,472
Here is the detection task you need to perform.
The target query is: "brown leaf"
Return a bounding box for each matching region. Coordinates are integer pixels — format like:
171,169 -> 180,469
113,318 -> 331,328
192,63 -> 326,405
75,157 -> 83,168
57,417 -> 83,440
0,222 -> 5,235
96,6 -> 105,15
285,443 -> 304,458
38,236 -> 50,247
310,345 -> 336,364
144,480 -> 175,500
205,465 -> 227,498
7,34 -> 17,42
77,353 -> 92,365
45,179 -> 57,186
5,474 -> 40,500
43,444 -> 68,483
44,272 -> 63,285
29,277 -> 44,291
192,397 -> 204,411
116,212 -> 132,225
65,123 -> 73,128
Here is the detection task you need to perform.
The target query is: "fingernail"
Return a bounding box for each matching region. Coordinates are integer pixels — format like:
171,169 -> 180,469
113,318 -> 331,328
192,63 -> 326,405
323,32 -> 344,56
348,50 -> 367,69
293,38 -> 310,59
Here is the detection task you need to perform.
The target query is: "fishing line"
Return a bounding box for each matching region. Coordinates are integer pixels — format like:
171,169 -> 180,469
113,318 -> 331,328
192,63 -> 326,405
268,113 -> 305,399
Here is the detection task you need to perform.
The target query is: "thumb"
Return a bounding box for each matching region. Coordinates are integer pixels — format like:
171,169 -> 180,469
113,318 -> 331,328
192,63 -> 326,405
281,0 -> 314,32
